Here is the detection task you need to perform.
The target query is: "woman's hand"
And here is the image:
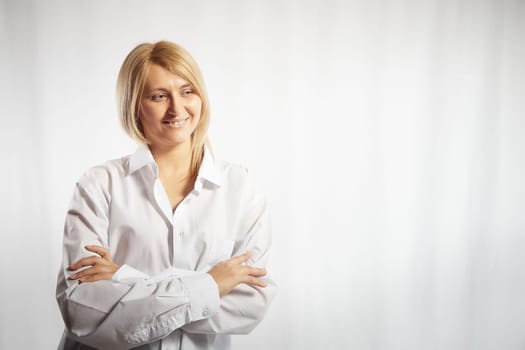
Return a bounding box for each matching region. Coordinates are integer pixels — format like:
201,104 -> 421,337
68,245 -> 120,283
208,252 -> 268,297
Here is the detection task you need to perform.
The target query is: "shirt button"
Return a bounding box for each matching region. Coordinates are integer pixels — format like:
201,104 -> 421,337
179,231 -> 184,237
202,307 -> 209,317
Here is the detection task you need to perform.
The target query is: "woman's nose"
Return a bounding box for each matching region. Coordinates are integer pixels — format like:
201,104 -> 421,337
167,95 -> 183,116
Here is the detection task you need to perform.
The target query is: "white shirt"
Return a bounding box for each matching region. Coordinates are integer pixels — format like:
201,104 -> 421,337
56,146 -> 277,350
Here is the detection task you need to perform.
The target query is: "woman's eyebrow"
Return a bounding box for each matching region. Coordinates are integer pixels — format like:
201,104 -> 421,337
146,84 -> 192,91
147,87 -> 168,92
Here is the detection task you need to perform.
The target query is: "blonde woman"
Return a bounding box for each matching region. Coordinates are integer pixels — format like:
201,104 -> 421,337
56,41 -> 277,350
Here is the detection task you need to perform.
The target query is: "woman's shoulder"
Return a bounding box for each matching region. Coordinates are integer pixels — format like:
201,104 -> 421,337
216,159 -> 249,176
211,158 -> 264,196
210,157 -> 251,185
75,155 -> 130,190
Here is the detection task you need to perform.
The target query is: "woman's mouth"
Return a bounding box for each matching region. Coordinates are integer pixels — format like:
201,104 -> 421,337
162,117 -> 189,128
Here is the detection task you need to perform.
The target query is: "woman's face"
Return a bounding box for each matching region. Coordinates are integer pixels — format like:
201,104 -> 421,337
139,64 -> 202,150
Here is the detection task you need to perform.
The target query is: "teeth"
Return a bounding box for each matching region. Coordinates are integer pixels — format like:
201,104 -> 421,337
164,118 -> 189,127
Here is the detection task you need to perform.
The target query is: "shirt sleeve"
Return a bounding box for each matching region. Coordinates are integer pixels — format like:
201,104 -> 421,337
56,175 -> 220,350
182,170 -> 278,335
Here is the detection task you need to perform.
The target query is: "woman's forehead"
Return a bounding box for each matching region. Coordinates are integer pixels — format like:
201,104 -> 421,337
144,64 -> 191,89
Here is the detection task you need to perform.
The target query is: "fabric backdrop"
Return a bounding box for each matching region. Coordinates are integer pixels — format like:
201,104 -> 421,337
1,0 -> 524,349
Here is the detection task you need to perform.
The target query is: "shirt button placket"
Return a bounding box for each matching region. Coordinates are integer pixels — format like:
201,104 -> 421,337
202,306 -> 209,317
172,200 -> 189,268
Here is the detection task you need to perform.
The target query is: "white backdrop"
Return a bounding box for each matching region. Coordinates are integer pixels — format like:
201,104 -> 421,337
1,0 -> 524,349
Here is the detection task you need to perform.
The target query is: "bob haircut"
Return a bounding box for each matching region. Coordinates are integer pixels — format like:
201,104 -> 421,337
116,41 -> 210,175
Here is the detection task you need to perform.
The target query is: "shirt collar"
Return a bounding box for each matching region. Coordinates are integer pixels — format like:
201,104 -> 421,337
127,144 -> 222,187
197,148 -> 222,187
128,144 -> 157,175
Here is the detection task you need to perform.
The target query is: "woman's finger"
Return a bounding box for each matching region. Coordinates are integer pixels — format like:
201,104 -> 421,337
229,251 -> 252,265
246,266 -> 267,277
246,276 -> 268,288
68,256 -> 100,271
69,263 -> 114,280
69,266 -> 98,280
85,245 -> 111,260
79,273 -> 112,283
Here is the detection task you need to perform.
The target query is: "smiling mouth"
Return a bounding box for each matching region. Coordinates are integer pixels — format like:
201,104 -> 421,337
162,117 -> 190,128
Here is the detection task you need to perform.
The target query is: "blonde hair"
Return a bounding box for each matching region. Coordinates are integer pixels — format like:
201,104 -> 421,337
116,41 -> 210,175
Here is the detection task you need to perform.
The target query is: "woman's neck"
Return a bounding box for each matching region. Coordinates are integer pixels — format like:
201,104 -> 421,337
149,142 -> 193,180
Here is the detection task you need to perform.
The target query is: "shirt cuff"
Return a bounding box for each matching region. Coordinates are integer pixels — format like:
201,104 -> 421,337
150,267 -> 200,283
112,264 -> 150,284
181,273 -> 220,322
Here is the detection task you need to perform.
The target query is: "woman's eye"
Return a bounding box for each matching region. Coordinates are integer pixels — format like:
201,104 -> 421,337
182,89 -> 193,96
152,94 -> 167,101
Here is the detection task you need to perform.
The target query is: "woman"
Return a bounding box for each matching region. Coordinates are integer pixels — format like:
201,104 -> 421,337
56,41 -> 277,350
